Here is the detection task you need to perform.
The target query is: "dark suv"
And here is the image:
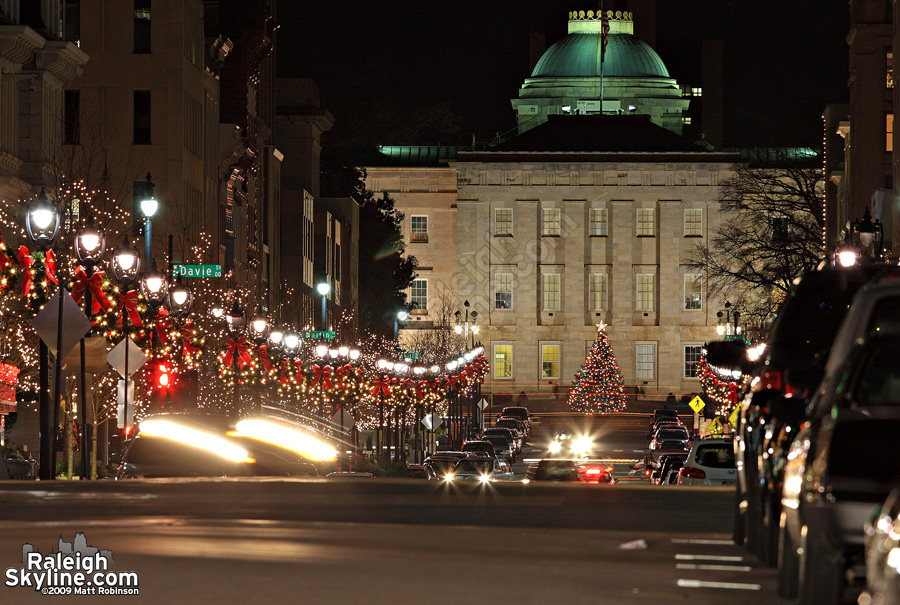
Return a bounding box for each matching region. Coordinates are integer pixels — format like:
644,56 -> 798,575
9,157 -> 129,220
712,261 -> 900,566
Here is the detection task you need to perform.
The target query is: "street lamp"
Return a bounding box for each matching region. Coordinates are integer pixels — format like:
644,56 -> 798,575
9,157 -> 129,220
268,325 -> 285,352
74,215 -> 107,479
454,300 -> 479,348
139,174 -> 158,265
716,302 -> 740,337
851,207 -> 884,260
111,237 -> 141,443
316,282 -> 330,331
282,330 -> 301,355
140,261 -> 169,414
249,313 -> 269,342
26,188 -> 60,251
167,277 -> 193,317
225,301 -> 246,413
394,310 -> 408,340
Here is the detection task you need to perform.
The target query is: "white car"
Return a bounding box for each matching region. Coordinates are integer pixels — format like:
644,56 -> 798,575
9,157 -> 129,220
676,438 -> 737,486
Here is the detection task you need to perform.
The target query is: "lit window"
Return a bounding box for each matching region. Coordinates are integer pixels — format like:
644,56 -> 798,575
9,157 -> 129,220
494,345 -> 512,379
684,345 -> 703,378
495,274 -> 513,310
134,0 -> 151,53
589,274 -> 608,311
542,274 -> 560,311
410,279 -> 427,313
684,208 -> 702,236
888,51 -> 894,89
494,208 -> 513,236
589,208 -> 608,236
888,114 -> 894,152
542,207 -> 561,236
410,216 -> 428,242
636,274 -> 655,311
541,344 -> 560,379
637,208 -> 655,236
682,116 -> 692,125
692,87 -> 702,97
684,274 -> 702,310
636,344 -> 656,380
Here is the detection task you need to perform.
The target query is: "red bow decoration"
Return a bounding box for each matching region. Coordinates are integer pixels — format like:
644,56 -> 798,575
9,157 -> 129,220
17,246 -> 33,296
279,361 -> 291,385
371,375 -> 391,397
257,343 -> 273,371
446,375 -> 457,389
118,290 -> 143,327
44,250 -> 58,285
311,364 -> 333,389
154,309 -> 171,346
224,336 -> 252,370
334,364 -> 352,389
293,358 -> 306,385
415,381 -> 428,398
728,383 -> 738,404
182,320 -> 199,357
71,266 -> 112,314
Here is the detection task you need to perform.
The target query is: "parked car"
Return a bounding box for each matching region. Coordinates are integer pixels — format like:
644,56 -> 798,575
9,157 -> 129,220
663,461 -> 685,485
423,451 -> 476,480
483,427 -> 521,454
864,486 -> 900,605
495,417 -> 528,443
461,440 -> 496,458
706,261 -> 900,565
649,427 -> 690,451
500,406 -> 531,435
446,457 -> 516,482
653,453 -> 689,485
649,440 -> 689,464
404,464 -> 427,479
779,334 -> 900,604
576,463 -> 616,484
480,435 -> 516,461
525,459 -> 581,482
676,438 -> 736,486
650,409 -> 679,430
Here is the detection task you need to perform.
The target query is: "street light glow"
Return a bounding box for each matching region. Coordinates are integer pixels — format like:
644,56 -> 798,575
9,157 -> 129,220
140,196 -> 159,218
397,310 -> 408,321
31,208 -> 54,230
838,249 -> 857,267
317,282 -> 330,296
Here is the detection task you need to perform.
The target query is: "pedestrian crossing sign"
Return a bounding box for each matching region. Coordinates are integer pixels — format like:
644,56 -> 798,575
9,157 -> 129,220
689,395 -> 705,413
708,417 -> 723,436
728,406 -> 740,428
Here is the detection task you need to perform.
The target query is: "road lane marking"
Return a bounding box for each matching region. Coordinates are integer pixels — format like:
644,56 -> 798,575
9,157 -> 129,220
675,554 -> 744,561
671,539 -> 734,545
676,564 -> 752,572
676,579 -> 760,590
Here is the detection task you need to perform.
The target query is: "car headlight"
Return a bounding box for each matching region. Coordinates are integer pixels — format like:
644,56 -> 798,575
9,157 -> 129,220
478,475 -> 491,483
572,436 -> 593,454
548,441 -> 562,454
444,474 -> 454,481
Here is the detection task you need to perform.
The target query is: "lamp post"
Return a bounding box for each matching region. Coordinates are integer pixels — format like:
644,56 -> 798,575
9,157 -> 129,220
225,301 -> 246,414
139,174 -> 158,265
27,189 -> 60,480
140,262 -> 168,414
851,207 -> 884,261
454,300 -> 479,348
112,238 -> 141,437
716,301 -> 741,338
394,310 -> 408,340
316,282 -> 330,331
74,216 -> 106,479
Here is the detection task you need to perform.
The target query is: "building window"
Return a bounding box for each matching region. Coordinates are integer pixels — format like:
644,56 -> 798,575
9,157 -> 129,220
888,51 -> 894,89
771,216 -> 789,243
410,279 -> 427,313
684,345 -> 703,378
410,215 -> 428,243
134,0 -> 151,53
636,274 -> 655,311
636,343 -> 656,380
64,90 -> 80,145
133,90 -> 151,145
692,87 -> 702,97
64,0 -> 81,44
542,207 -> 560,236
541,344 -> 560,379
682,116 -> 692,125
684,274 -> 702,310
888,114 -> 894,152
637,208 -> 655,236
494,208 -> 513,236
684,208 -> 702,236
542,274 -> 560,311
589,208 -> 608,236
494,344 -> 512,379
589,274 -> 608,311
495,273 -> 513,309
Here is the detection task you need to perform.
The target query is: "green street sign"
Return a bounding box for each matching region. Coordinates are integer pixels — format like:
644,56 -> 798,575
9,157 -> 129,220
172,264 -> 222,278
303,330 -> 335,340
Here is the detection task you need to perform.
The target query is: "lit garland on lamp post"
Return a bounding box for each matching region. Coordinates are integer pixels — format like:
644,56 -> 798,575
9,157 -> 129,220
221,301 -> 251,414
696,356 -> 751,420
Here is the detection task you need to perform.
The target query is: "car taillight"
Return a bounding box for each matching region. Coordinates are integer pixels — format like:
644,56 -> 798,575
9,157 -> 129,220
679,466 -> 706,480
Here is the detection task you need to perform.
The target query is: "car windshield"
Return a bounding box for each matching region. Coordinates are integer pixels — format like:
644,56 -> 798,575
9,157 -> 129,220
454,459 -> 492,473
657,429 -> 687,439
496,419 -> 518,428
694,445 -> 736,468
854,339 -> 900,406
482,436 -> 507,446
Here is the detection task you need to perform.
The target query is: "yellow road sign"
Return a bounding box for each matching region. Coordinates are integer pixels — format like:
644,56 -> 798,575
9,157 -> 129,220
689,395 -> 706,413
728,406 -> 740,428
708,417 -> 724,436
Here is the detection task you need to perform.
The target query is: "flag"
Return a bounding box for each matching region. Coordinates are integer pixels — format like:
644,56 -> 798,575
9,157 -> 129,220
601,12 -> 610,62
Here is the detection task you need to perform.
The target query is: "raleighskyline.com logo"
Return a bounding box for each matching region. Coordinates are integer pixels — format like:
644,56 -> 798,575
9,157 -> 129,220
5,533 -> 139,595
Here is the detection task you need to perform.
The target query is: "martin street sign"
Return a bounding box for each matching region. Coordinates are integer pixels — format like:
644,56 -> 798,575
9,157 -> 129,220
302,331 -> 335,340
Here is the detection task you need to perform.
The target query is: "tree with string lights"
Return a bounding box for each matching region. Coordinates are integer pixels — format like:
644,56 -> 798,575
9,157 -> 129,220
568,323 -> 627,414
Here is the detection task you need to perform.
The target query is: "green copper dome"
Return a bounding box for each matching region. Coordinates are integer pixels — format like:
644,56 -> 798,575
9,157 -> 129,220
531,33 -> 670,79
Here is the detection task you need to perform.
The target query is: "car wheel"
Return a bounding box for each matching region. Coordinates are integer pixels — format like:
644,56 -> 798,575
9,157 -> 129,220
798,526 -> 844,605
760,491 -> 780,567
776,513 -> 799,599
732,483 -> 746,545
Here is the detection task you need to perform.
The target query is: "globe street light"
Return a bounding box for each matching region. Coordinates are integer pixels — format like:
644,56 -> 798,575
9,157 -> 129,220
282,330 -> 301,356
111,237 -> 141,442
316,282 -> 330,331
167,277 -> 193,317
139,174 -> 158,264
248,314 -> 269,342
394,310 -> 408,340
26,189 -> 60,252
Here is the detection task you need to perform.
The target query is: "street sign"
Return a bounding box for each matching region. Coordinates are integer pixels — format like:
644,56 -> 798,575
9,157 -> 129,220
62,335 -> 109,374
707,417 -> 724,436
688,395 -> 706,414
107,337 -> 148,378
302,330 -> 335,340
331,409 -> 356,431
31,287 -> 92,358
171,264 -> 222,278
728,405 -> 740,428
477,398 -> 489,411
117,379 -> 134,425
421,413 -> 443,431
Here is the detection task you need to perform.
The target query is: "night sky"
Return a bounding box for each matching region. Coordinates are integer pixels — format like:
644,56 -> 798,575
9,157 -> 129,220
277,1 -> 849,153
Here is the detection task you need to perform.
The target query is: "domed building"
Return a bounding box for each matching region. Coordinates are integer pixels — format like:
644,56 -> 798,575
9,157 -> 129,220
511,10 -> 689,136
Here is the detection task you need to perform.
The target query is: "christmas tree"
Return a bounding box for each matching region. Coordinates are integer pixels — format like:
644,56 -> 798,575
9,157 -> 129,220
568,323 -> 627,414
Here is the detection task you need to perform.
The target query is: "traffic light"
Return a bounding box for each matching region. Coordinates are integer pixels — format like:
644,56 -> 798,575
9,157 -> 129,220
158,363 -> 170,388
